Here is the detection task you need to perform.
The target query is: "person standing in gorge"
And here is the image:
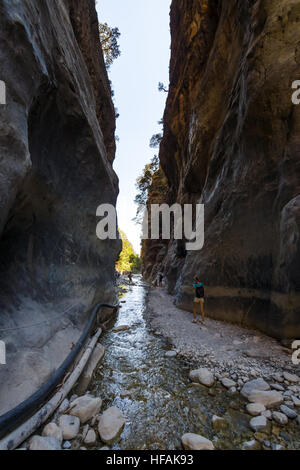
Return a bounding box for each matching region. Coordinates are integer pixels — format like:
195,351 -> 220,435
193,277 -> 205,325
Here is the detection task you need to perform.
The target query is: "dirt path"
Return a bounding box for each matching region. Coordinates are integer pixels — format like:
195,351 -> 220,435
148,288 -> 300,381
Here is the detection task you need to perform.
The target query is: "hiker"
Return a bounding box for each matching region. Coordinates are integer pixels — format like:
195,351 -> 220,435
128,272 -> 133,284
193,277 -> 205,325
158,272 -> 163,287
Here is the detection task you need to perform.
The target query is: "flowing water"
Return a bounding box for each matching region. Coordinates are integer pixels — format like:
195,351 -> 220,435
90,277 -> 300,450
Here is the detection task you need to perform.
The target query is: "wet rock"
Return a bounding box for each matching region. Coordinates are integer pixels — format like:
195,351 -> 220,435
29,436 -> 61,451
42,423 -> 63,444
84,429 -> 97,446
165,351 -> 177,358
181,433 -> 214,450
113,325 -> 130,332
69,395 -> 102,424
212,415 -> 227,432
221,378 -> 236,389
100,446 -> 110,450
242,440 -> 261,450
120,390 -> 132,398
241,378 -> 270,399
249,416 -> 267,432
292,396 -> 300,407
246,403 -> 266,417
280,405 -> 297,419
58,415 -> 80,440
189,368 -> 215,387
62,441 -> 72,450
98,406 -> 126,444
272,412 -> 288,426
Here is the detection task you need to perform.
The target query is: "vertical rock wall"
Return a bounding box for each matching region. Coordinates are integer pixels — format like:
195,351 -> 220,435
145,0 -> 300,339
0,0 -> 120,413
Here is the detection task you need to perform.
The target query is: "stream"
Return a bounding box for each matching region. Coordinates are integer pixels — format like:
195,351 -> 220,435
89,276 -> 300,450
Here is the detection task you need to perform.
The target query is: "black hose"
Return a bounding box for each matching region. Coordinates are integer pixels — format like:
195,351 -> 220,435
0,302 -> 118,440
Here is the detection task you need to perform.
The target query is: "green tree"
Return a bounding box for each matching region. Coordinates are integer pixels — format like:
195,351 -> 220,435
99,22 -> 121,68
134,156 -> 159,223
116,230 -> 142,273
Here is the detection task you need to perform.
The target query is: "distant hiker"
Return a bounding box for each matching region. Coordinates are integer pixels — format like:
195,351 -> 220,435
193,277 -> 205,325
158,272 -> 163,287
128,272 -> 133,284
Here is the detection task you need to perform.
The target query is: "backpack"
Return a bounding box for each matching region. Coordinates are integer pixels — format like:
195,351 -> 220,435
196,285 -> 204,298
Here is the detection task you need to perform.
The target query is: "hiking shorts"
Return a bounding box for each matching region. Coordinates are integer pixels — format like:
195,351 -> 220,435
194,298 -> 204,304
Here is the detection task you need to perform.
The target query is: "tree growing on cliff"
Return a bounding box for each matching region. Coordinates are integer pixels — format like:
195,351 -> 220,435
99,22 -> 121,68
134,156 -> 160,223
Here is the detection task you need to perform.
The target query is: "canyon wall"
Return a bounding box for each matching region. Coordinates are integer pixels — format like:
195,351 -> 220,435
0,0 -> 120,413
144,0 -> 300,339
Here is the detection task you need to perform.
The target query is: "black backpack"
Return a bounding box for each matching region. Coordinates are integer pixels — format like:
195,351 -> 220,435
196,285 -> 204,298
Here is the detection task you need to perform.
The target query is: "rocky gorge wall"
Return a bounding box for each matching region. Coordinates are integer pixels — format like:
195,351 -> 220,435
144,0 -> 300,340
0,0 -> 120,414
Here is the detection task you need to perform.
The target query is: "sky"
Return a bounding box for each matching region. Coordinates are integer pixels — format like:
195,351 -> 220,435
96,0 -> 171,254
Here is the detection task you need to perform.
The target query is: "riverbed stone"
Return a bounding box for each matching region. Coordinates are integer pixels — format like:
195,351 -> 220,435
42,423 -> 63,444
246,403 -> 266,417
84,429 -> 97,446
58,415 -> 80,440
272,412 -> 288,425
29,436 -> 61,451
283,372 -> 299,383
241,378 -> 270,399
280,405 -> 297,419
270,383 -> 285,392
69,395 -> 102,424
181,433 -> 214,450
165,350 -> 177,358
242,440 -> 261,450
113,325 -> 130,332
189,368 -> 215,387
98,406 -> 126,444
262,410 -> 272,420
221,378 -> 236,389
247,390 -> 283,408
249,416 -> 267,432
292,396 -> 300,407
212,415 -> 227,432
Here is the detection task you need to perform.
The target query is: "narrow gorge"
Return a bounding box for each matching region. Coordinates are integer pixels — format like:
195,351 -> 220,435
0,0 -> 299,454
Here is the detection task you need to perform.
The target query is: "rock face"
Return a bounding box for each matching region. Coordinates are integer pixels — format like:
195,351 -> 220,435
0,0 -> 120,414
143,0 -> 300,339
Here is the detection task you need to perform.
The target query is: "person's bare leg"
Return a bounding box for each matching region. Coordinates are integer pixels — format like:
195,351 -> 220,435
201,301 -> 205,324
193,302 -> 199,323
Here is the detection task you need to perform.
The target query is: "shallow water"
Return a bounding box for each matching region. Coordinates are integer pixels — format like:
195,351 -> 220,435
90,277 -> 300,450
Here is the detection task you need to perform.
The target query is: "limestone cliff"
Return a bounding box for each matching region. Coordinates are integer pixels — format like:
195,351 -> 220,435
144,0 -> 300,339
0,0 -> 120,413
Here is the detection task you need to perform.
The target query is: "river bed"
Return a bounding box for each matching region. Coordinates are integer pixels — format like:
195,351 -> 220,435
89,277 -> 300,450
